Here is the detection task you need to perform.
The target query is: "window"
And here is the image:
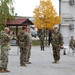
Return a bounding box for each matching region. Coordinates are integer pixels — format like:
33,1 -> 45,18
69,24 -> 74,30
69,0 -> 74,6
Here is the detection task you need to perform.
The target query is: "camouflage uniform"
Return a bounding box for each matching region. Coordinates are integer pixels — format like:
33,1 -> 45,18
17,31 -> 30,66
39,31 -> 45,51
0,31 -> 10,70
51,32 -> 63,63
69,38 -> 75,54
26,32 -> 32,63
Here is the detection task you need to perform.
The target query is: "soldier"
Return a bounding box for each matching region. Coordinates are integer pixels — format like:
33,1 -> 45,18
39,29 -> 45,51
69,36 -> 75,56
51,27 -> 64,64
0,27 -> 11,72
26,27 -> 32,64
17,26 -> 30,66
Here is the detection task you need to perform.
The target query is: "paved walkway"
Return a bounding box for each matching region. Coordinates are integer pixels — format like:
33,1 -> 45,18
0,46 -> 75,75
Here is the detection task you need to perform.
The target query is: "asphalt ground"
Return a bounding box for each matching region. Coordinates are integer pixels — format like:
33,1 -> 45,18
0,46 -> 75,75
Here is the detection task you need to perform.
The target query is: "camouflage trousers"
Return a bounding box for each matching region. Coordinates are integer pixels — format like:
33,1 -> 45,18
70,46 -> 75,54
20,47 -> 27,65
26,45 -> 31,62
0,46 -> 9,69
52,46 -> 60,62
40,40 -> 44,50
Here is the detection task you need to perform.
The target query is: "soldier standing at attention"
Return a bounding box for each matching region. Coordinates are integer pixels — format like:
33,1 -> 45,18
17,26 -> 30,67
51,27 -> 64,64
69,36 -> 75,56
0,27 -> 11,72
39,29 -> 45,51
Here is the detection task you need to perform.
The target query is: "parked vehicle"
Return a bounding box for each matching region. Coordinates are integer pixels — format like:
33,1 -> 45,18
30,28 -> 37,38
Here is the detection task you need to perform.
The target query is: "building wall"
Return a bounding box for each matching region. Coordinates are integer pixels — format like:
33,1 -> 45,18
60,0 -> 75,45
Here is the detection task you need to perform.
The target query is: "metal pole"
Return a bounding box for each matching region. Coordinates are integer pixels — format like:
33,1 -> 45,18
59,0 -> 61,32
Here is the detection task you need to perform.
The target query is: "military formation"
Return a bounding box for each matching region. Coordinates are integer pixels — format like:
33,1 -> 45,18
0,26 -> 75,73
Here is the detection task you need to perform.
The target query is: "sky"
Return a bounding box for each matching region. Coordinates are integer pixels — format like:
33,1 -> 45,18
14,0 -> 59,17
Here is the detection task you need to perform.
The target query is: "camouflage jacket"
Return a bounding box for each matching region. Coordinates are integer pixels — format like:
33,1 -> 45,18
39,32 -> 45,41
69,39 -> 75,47
51,32 -> 64,47
0,31 -> 10,48
29,33 -> 32,44
17,31 -> 30,48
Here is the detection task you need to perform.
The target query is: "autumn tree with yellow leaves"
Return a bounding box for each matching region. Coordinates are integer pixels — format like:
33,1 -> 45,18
33,0 -> 60,29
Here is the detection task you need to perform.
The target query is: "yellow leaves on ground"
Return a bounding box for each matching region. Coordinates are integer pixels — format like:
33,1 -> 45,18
33,0 -> 60,29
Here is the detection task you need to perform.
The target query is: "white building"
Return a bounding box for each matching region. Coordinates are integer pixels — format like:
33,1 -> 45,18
59,0 -> 75,45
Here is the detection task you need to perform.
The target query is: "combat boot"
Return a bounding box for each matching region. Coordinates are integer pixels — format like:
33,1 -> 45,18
4,69 -> 10,72
55,60 -> 59,64
26,62 -> 31,64
20,64 -> 27,67
0,69 -> 6,73
26,59 -> 31,64
52,61 -> 56,63
43,48 -> 44,51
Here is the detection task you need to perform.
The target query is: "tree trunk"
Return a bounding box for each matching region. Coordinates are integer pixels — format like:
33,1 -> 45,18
45,28 -> 48,46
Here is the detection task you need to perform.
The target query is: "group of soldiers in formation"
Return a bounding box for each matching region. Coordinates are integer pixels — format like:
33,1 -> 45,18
0,26 -> 74,73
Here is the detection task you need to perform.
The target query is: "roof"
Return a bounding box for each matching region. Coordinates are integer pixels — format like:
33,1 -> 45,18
7,18 -> 33,26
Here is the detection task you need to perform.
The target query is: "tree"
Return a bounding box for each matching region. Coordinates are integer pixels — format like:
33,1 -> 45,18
0,0 -> 14,27
33,0 -> 60,29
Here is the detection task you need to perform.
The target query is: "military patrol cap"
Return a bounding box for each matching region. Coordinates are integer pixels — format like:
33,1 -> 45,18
22,26 -> 27,30
4,27 -> 10,31
53,27 -> 58,30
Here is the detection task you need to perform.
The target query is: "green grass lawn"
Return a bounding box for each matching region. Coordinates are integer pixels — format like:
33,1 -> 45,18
32,40 -> 40,46
32,40 -> 48,46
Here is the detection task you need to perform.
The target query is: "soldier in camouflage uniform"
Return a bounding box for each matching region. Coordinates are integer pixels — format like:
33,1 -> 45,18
51,27 -> 64,63
0,27 -> 11,72
17,26 -> 30,66
39,29 -> 45,51
26,28 -> 32,64
69,36 -> 75,56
